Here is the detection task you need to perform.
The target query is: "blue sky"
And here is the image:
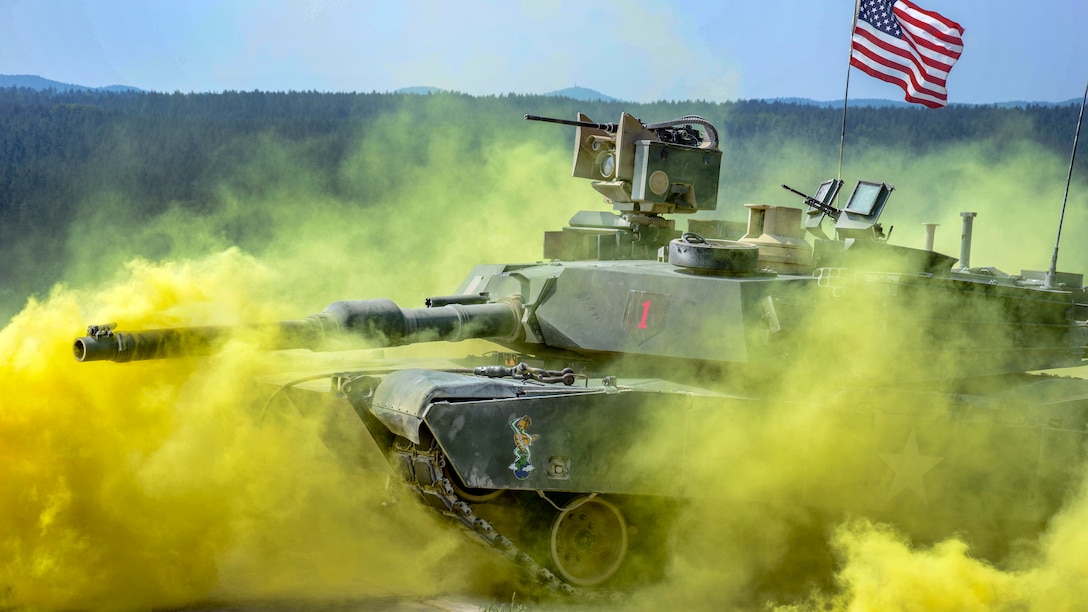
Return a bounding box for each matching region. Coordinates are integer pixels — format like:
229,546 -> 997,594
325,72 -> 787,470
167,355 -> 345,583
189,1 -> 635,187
2,0 -> 1085,104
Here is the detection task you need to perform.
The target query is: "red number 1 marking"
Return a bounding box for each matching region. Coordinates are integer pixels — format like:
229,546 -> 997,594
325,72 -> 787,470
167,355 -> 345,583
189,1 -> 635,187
637,300 -> 651,329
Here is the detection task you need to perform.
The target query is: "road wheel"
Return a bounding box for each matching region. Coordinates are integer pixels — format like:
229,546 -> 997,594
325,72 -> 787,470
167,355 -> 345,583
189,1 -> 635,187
549,495 -> 628,587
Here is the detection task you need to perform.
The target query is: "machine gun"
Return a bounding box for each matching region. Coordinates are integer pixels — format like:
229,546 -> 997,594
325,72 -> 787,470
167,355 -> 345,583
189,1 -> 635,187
525,114 -> 716,148
781,182 -> 843,219
524,114 -> 620,135
781,179 -> 893,241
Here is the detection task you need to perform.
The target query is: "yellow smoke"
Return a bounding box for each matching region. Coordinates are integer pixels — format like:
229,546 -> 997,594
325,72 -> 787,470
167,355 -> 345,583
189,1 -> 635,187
3,97 -> 1088,611
0,102 -> 588,609
811,465 -> 1088,611
624,133 -> 1088,609
0,252 -> 482,610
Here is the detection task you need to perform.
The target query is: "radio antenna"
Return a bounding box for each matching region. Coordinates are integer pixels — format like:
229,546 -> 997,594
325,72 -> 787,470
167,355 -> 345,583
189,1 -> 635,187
1046,80 -> 1088,290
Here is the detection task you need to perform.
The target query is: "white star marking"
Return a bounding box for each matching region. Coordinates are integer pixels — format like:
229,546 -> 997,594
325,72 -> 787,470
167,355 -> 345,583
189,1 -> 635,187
880,428 -> 943,504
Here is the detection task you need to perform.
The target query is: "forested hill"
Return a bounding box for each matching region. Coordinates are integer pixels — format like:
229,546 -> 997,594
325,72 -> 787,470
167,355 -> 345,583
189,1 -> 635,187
0,87 -> 1083,323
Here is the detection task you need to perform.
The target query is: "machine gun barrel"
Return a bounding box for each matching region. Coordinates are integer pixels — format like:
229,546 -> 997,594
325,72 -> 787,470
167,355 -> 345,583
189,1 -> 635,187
524,114 -> 618,133
781,183 -> 842,218
74,297 -> 523,363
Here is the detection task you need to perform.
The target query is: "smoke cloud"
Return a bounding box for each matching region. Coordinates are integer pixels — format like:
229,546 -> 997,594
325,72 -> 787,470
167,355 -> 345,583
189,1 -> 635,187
0,252 -> 487,609
2,98 -> 1087,610
0,99 -> 585,609
623,133 -> 1088,609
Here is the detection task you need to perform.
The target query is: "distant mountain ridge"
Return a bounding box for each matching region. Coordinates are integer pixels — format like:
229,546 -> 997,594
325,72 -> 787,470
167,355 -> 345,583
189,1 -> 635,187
394,85 -> 618,102
542,86 -> 619,102
6,75 -> 1076,107
770,97 -> 911,109
0,74 -> 142,93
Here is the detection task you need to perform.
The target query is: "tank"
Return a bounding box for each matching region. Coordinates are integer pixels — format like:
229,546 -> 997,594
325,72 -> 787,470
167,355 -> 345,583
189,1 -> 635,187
73,111 -> 1088,595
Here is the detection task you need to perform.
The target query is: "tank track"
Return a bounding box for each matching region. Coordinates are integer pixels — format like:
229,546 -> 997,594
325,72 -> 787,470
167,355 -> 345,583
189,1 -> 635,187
391,438 -> 618,601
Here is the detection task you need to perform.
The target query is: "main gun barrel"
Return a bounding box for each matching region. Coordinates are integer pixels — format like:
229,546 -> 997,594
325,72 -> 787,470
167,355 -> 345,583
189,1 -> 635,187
74,297 -> 523,363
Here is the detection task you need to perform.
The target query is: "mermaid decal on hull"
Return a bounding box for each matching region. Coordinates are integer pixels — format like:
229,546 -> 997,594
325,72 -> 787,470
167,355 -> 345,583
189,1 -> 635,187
509,415 -> 540,480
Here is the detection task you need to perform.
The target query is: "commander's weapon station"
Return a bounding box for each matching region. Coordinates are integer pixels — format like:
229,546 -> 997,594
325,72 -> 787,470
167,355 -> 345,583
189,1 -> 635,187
781,178 -> 894,242
526,112 -> 722,260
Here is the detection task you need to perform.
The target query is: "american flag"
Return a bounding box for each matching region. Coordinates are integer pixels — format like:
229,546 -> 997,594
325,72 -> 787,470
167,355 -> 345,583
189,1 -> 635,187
850,0 -> 964,108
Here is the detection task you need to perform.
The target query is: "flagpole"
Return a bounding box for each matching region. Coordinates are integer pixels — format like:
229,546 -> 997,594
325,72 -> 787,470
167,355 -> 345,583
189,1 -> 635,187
839,0 -> 861,181
1045,80 -> 1088,289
